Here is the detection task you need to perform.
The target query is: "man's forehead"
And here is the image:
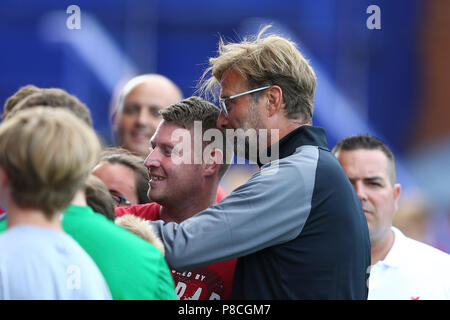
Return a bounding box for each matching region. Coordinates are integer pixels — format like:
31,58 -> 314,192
125,84 -> 174,106
94,161 -> 137,180
151,121 -> 191,145
220,69 -> 247,96
338,149 -> 390,178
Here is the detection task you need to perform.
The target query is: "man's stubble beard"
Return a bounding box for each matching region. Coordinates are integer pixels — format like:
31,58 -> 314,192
236,101 -> 265,162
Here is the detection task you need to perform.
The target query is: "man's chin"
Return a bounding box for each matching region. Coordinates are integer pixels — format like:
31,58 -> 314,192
147,191 -> 157,203
147,190 -> 164,204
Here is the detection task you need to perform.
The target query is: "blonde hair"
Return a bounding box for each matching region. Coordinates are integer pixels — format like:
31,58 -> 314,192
115,214 -> 165,255
0,107 -> 101,218
199,25 -> 317,123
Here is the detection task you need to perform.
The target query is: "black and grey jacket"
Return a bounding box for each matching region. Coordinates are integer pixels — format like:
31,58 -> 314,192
150,125 -> 371,299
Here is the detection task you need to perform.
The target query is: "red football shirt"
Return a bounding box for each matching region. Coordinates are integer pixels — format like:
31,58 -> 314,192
115,187 -> 236,300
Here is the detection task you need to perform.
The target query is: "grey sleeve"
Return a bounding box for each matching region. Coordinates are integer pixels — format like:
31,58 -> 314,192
150,147 -> 319,271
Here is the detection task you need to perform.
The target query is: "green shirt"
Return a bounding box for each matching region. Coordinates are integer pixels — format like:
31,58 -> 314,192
0,205 -> 176,300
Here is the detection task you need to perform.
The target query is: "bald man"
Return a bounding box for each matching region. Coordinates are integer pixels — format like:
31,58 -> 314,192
113,74 -> 183,157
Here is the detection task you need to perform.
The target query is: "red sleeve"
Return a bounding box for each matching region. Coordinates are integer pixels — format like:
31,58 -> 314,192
114,203 -> 161,221
115,189 -> 226,219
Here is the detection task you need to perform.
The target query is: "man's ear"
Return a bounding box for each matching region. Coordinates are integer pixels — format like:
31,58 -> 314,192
393,183 -> 402,212
0,167 -> 9,187
266,85 -> 283,117
203,148 -> 223,177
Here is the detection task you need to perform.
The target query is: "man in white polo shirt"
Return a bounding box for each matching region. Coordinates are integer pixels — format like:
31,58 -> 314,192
333,134 -> 450,300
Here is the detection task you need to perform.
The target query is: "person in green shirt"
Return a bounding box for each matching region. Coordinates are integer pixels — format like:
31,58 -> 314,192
62,203 -> 176,300
0,193 -> 176,301
0,86 -> 176,300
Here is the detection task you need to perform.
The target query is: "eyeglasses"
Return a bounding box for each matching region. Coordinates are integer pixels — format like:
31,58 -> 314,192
111,194 -> 133,207
218,86 -> 271,118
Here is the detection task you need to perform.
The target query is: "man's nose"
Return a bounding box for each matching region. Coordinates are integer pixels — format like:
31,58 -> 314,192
136,109 -> 150,125
217,112 -> 229,130
144,150 -> 160,169
354,182 -> 368,202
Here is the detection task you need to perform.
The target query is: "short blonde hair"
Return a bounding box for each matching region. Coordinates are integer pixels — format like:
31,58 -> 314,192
0,107 -> 101,218
199,25 -> 317,123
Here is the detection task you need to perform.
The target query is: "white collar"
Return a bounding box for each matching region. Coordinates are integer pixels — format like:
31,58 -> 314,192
379,226 -> 406,268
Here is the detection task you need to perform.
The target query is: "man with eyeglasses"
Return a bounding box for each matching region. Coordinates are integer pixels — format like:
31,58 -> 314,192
92,148 -> 152,208
147,25 -> 371,299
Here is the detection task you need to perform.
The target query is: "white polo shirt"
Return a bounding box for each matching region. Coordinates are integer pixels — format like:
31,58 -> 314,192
368,227 -> 450,300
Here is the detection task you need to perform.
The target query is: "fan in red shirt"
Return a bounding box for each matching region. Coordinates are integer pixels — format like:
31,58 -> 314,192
116,97 -> 236,300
